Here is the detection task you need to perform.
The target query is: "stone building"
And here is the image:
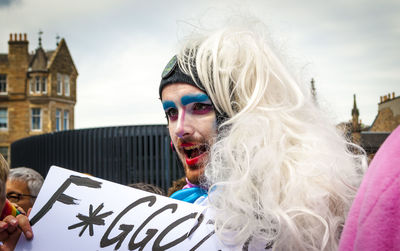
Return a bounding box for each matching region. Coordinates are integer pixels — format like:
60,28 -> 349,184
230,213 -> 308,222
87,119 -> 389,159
0,33 -> 78,162
346,92 -> 400,160
369,92 -> 400,132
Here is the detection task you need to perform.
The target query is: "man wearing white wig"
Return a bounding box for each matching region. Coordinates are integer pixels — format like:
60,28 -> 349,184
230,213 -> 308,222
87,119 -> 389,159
160,23 -> 366,250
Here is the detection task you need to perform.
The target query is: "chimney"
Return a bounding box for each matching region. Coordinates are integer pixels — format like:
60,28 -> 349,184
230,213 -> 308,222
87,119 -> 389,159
8,32 -> 29,70
380,96 -> 383,103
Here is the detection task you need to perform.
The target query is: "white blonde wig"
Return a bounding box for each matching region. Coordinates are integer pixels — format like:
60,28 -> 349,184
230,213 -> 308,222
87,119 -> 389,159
177,24 -> 366,250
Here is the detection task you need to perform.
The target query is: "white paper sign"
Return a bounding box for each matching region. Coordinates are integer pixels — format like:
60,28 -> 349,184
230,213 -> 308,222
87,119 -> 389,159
15,166 -> 232,251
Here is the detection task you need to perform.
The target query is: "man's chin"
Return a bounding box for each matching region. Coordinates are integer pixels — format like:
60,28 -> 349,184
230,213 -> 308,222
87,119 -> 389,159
185,165 -> 205,185
177,152 -> 207,185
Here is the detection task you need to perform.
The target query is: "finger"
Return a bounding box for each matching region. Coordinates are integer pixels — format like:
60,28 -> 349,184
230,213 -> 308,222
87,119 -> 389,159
0,215 -> 32,251
0,221 -> 10,242
16,214 -> 33,240
27,208 -> 32,217
0,221 -> 8,231
0,229 -> 9,241
1,217 -> 18,234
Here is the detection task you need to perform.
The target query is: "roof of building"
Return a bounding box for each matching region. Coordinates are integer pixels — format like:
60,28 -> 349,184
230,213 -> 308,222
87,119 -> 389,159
29,47 -> 48,71
45,50 -> 55,66
47,38 -> 78,75
1,37 -> 70,74
361,131 -> 390,153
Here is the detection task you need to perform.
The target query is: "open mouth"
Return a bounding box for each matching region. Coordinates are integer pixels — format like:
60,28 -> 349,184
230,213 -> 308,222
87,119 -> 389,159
182,144 -> 209,166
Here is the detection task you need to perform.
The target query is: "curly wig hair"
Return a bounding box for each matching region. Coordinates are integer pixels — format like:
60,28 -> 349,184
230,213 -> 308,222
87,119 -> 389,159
175,21 -> 366,250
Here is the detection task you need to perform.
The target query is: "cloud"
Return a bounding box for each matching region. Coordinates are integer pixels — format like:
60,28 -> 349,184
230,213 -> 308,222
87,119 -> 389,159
0,0 -> 399,128
0,0 -> 11,7
75,33 -> 174,128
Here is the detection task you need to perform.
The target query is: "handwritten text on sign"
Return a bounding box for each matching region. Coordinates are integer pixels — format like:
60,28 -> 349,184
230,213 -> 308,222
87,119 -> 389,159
15,166 -> 228,250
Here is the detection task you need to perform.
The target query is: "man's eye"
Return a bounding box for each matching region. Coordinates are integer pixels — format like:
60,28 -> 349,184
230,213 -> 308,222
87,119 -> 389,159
165,108 -> 178,121
192,103 -> 214,114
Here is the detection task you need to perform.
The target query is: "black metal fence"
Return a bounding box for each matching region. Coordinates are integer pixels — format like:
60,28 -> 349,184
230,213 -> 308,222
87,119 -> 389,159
10,125 -> 184,192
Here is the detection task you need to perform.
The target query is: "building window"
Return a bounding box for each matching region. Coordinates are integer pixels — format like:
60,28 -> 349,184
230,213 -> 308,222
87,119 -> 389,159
56,109 -> 61,131
0,146 -> 8,162
29,79 -> 34,93
64,75 -> 70,97
31,108 -> 41,131
0,74 -> 6,94
29,76 -> 47,94
42,77 -> 47,94
35,76 -> 41,93
0,108 -> 7,129
57,73 -> 62,95
63,110 -> 69,130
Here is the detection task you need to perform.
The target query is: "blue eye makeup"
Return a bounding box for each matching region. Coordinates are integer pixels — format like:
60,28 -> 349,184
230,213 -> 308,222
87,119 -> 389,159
162,100 -> 176,111
181,93 -> 210,106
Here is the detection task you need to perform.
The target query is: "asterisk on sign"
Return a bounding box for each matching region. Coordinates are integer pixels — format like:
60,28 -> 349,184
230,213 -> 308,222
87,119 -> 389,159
68,203 -> 113,237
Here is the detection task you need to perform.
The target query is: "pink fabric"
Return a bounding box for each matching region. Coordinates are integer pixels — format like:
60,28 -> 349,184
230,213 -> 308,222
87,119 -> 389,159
339,126 -> 400,251
182,177 -> 198,189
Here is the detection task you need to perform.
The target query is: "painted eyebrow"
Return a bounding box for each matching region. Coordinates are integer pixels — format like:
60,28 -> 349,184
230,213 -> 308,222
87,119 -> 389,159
162,100 -> 176,110
181,93 -> 210,106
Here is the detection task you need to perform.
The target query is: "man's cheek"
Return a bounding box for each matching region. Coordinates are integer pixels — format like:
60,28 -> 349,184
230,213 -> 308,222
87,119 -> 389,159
174,150 -> 185,164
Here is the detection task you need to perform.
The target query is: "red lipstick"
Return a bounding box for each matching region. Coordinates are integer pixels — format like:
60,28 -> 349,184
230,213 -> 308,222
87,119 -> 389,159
180,142 -> 194,147
186,152 -> 206,166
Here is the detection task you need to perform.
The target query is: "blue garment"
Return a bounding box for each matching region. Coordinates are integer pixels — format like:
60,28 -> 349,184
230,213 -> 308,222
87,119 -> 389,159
170,187 -> 208,203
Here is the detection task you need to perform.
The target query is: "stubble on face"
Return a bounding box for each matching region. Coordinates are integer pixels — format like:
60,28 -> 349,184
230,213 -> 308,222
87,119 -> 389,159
176,137 -> 214,185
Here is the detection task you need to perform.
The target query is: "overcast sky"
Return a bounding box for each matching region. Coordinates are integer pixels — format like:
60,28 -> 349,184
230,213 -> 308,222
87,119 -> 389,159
1,0 -> 399,129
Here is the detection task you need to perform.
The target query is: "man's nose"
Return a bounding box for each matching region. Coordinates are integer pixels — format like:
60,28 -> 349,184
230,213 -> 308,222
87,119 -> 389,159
174,109 -> 192,138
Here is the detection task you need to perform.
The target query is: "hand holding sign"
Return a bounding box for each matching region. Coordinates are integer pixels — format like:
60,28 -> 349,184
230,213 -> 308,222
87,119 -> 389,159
0,212 -> 33,251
